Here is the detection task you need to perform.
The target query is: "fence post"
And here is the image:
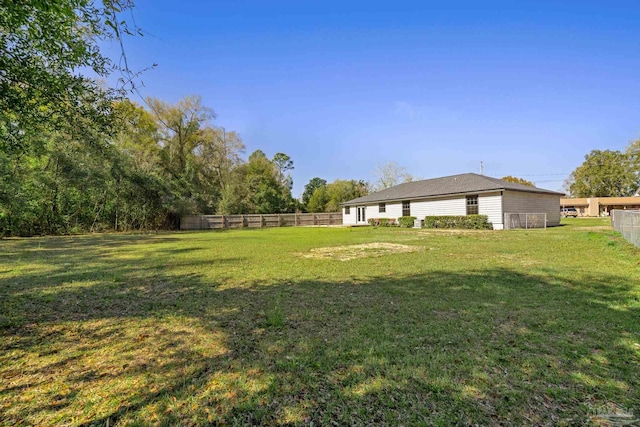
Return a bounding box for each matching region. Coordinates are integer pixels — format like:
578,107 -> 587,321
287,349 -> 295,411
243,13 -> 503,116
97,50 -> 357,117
295,213 -> 298,226
525,214 -> 528,230
260,214 -> 263,228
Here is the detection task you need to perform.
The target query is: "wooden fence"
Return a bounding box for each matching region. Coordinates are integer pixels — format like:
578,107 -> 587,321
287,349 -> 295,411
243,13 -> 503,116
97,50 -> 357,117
180,213 -> 343,230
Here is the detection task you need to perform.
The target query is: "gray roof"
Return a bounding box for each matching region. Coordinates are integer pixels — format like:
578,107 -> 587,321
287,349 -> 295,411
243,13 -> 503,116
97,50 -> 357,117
343,173 -> 564,205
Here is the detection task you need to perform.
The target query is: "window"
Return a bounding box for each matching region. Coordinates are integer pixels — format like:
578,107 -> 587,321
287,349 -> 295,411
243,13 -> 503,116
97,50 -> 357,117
345,206 -> 350,215
402,201 -> 410,217
379,203 -> 386,213
466,195 -> 478,215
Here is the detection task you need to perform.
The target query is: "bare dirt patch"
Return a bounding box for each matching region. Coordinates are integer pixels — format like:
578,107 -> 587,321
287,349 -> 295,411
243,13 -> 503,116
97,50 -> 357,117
300,242 -> 423,261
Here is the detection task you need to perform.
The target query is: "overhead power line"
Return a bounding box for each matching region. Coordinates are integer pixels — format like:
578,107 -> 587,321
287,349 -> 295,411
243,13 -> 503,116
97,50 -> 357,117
516,173 -> 571,177
535,179 -> 566,184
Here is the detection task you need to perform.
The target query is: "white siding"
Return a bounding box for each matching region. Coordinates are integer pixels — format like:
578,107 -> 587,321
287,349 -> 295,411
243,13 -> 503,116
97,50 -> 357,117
363,205 -> 374,223
412,193 -> 503,229
478,192 -> 503,230
387,202 -> 403,219
364,202 -> 403,222
343,203 -> 400,225
345,190 -> 559,228
365,202 -> 403,220
342,206 -> 356,225
502,191 -> 561,226
347,194 -> 504,228
411,196 -> 466,218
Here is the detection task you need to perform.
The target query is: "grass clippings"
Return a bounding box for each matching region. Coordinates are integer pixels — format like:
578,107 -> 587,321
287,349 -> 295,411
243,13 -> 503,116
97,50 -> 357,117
299,242 -> 423,261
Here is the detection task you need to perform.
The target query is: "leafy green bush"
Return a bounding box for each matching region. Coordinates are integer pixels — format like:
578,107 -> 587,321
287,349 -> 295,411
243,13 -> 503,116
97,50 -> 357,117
423,215 -> 492,229
367,218 -> 397,227
398,216 -> 417,228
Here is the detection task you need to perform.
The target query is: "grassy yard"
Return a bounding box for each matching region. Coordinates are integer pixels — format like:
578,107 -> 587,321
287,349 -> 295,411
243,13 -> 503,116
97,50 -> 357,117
1,218 -> 639,426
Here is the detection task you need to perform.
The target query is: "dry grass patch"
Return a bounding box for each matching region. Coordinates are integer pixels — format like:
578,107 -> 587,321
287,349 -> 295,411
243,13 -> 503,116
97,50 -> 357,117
572,226 -> 612,231
299,242 -> 422,261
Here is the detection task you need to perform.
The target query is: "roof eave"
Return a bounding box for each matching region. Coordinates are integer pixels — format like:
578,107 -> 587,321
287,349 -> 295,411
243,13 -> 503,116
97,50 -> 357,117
341,188 -> 503,205
341,187 -> 563,205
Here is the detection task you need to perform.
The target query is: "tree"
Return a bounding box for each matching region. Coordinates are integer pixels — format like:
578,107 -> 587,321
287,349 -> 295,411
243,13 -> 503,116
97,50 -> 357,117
113,100 -> 161,172
566,149 -> 638,197
272,152 -> 294,185
307,187 -> 329,213
0,121 -> 153,235
626,138 -> 640,186
147,96 -> 216,179
0,90 -> 250,235
271,153 -> 295,211
217,168 -> 251,215
0,1 -> 186,235
218,150 -> 296,214
373,161 -> 413,190
145,96 -> 247,215
324,179 -> 370,212
244,150 -> 280,213
191,127 -> 245,212
1,1 -> 138,154
211,129 -> 245,192
302,177 -> 327,208
501,176 -> 535,187
627,138 -> 640,158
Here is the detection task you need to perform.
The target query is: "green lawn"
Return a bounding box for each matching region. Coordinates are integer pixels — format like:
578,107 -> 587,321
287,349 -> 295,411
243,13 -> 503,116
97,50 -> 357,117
1,218 -> 639,426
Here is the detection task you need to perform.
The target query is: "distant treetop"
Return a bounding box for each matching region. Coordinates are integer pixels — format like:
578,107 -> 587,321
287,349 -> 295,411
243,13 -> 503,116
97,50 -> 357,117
501,176 -> 535,187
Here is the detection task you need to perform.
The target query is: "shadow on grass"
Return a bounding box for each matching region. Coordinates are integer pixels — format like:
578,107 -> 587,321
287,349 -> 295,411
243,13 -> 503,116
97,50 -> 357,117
0,242 -> 639,425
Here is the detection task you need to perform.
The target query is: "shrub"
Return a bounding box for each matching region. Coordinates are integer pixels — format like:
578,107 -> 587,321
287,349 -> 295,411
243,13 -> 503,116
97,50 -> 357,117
367,218 -> 397,227
423,215 -> 492,230
398,216 -> 417,228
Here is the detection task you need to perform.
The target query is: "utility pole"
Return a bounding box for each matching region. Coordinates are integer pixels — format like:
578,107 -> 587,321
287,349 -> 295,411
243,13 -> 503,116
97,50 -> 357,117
480,161 -> 484,175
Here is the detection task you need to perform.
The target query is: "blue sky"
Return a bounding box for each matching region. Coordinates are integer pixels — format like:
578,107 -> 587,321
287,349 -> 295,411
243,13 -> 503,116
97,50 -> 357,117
111,0 -> 640,197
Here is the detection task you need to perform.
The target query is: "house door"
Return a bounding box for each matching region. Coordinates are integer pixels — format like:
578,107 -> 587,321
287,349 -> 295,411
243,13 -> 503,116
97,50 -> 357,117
357,206 -> 366,224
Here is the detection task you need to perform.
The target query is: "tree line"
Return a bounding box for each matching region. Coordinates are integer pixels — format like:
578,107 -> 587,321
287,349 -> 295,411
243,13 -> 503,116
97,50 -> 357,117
0,93 -> 372,236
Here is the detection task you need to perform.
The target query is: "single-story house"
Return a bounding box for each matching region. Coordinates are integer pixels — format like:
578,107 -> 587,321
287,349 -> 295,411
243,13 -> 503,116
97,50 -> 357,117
560,196 -> 640,217
341,173 -> 564,230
